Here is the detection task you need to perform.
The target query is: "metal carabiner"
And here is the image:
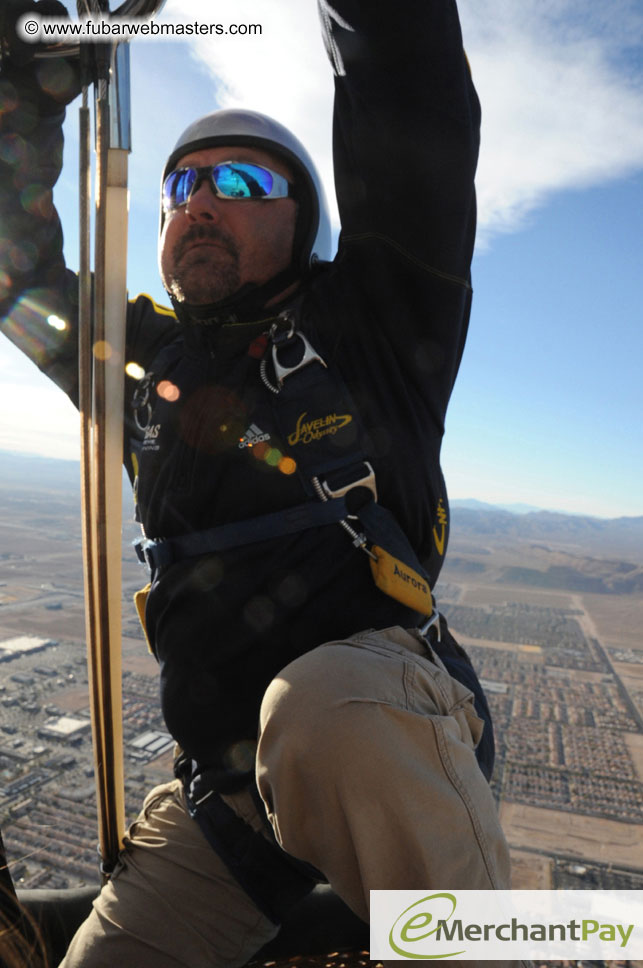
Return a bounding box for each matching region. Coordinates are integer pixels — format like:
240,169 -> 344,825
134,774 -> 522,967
132,374 -> 153,432
260,314 -> 327,394
419,607 -> 442,643
271,331 -> 327,388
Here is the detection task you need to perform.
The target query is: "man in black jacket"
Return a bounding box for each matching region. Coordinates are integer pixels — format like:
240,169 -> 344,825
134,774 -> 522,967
1,2 -> 520,966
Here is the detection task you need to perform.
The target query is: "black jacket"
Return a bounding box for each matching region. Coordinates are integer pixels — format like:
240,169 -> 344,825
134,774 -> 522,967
0,0 -> 480,787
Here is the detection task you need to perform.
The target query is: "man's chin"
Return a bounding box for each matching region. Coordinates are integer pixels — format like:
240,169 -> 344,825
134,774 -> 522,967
168,268 -> 241,307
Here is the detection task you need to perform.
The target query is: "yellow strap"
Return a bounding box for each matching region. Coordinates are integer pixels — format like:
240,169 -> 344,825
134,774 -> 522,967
133,583 -> 153,654
369,545 -> 433,616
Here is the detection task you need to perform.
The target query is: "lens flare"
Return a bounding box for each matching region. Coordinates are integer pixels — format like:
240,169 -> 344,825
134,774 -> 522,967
93,340 -> 112,361
125,362 -> 145,380
35,59 -> 78,103
10,242 -> 37,272
0,133 -> 26,166
223,739 -> 257,773
251,441 -> 268,459
0,80 -> 19,116
265,448 -> 282,467
278,456 -> 297,475
4,290 -> 68,366
157,380 -> 180,402
47,314 -> 67,331
21,184 -> 53,218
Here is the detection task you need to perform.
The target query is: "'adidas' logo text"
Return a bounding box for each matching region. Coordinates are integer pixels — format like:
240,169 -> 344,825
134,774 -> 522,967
239,424 -> 271,448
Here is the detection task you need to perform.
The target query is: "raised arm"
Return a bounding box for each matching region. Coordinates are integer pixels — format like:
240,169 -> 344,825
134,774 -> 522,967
0,46 -> 81,398
321,0 -> 480,283
0,52 -> 178,424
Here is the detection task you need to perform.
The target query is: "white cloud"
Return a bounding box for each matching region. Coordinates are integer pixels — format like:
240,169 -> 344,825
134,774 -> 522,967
163,0 -> 643,245
459,0 -> 643,242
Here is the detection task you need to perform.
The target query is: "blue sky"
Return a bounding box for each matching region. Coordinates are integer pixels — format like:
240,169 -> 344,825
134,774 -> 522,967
0,0 -> 642,518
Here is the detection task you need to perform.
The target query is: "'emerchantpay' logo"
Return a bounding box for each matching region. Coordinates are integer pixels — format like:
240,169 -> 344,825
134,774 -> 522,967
370,890 -> 643,961
389,893 -> 465,959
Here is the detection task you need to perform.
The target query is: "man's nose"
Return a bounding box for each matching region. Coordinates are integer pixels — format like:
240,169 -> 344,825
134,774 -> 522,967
185,178 -> 222,222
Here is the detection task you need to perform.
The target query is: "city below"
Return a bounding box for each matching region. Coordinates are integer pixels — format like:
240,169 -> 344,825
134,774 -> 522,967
1,455 -> 642,968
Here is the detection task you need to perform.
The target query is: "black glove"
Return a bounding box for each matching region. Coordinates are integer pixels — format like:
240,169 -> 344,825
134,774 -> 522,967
1,0 -> 73,64
0,0 -> 81,114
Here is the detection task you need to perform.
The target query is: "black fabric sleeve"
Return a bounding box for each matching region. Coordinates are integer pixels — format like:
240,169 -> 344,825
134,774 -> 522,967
0,58 -> 81,398
320,0 -> 480,283
0,60 -> 177,410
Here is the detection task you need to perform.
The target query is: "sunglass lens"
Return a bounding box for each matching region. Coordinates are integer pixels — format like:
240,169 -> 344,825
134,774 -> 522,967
213,163 -> 274,198
163,168 -> 197,210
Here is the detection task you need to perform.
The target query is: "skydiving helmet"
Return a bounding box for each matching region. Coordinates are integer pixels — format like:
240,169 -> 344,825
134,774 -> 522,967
159,109 -> 332,316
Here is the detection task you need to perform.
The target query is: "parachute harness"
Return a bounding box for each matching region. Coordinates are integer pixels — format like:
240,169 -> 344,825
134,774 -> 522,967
136,309 -> 441,633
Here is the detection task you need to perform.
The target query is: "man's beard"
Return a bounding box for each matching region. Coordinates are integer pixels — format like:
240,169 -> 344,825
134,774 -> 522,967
166,224 -> 241,305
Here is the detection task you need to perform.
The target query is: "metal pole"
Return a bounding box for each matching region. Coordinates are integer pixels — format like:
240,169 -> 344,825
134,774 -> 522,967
78,83 -> 113,867
93,42 -> 130,872
79,38 -> 130,877
63,0 -> 165,880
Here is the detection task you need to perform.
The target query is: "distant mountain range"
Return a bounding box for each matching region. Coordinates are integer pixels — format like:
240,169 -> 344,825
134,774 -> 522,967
0,451 -> 81,491
451,498 -> 544,515
450,502 -> 643,546
451,501 -> 643,576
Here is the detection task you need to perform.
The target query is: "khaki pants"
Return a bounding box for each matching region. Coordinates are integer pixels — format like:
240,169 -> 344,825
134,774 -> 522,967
60,627 -> 524,968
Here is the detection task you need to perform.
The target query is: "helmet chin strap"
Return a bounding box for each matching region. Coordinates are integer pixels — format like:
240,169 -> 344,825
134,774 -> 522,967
170,264 -> 301,325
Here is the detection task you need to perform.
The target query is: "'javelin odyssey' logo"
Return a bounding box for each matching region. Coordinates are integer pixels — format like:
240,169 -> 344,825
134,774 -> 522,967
288,411 -> 352,446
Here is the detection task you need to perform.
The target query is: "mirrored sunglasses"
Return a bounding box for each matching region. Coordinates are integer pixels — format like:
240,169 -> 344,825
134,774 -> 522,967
162,161 -> 295,211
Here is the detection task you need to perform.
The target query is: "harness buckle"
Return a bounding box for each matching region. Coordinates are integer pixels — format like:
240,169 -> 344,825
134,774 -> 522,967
134,537 -> 171,573
134,538 -> 147,565
136,540 -> 156,572
271,330 -> 327,387
419,607 -> 442,643
143,544 -> 156,571
321,461 -> 378,504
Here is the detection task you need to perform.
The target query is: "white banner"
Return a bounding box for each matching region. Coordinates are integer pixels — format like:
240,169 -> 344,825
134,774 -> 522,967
370,890 -> 643,961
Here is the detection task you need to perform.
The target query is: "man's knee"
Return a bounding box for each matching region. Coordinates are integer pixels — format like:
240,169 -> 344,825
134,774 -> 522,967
257,636 -> 436,811
256,642 -> 389,864
256,631 -> 485,818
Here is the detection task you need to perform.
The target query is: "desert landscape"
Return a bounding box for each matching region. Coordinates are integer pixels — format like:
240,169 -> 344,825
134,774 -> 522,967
437,502 -> 643,894
1,455 -> 642,950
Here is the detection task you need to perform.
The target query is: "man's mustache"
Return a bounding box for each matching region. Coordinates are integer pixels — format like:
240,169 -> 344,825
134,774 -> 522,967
174,224 -> 238,263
